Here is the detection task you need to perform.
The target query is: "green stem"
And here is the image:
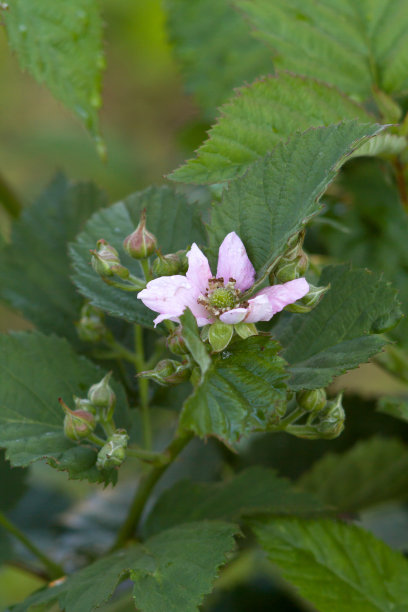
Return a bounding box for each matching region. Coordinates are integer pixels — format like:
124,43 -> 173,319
141,258 -> 152,282
0,172 -> 23,218
134,325 -> 152,450
275,406 -> 305,431
127,446 -> 169,465
87,432 -> 106,446
0,511 -> 63,579
111,432 -> 193,550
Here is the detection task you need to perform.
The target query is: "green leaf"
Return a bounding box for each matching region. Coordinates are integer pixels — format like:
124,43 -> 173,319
274,265 -> 402,390
165,0 -> 272,118
169,73 -> 373,184
208,321 -> 234,353
252,516 -> 408,612
377,396 -> 408,423
70,186 -> 207,328
179,336 -> 287,447
0,332 -> 129,484
144,466 -> 321,537
299,437 -> 408,513
208,122 -> 384,283
180,310 -> 211,376
0,173 -> 106,346
4,0 -> 105,142
0,452 -> 27,512
237,0 -> 408,100
350,133 -> 407,158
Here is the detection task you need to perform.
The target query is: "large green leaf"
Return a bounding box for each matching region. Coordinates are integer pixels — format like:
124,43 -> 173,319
274,265 -> 402,390
0,173 -> 106,346
70,186 -> 207,328
165,0 -> 272,118
237,0 -> 408,100
299,437 -> 408,513
4,0 -> 104,141
208,122 -> 383,283
144,466 -> 321,537
252,517 -> 408,612
179,336 -> 287,447
0,332 -> 129,484
169,73 -> 373,184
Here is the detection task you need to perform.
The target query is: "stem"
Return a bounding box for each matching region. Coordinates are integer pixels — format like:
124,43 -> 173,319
141,258 -> 152,282
87,432 -> 106,446
111,432 -> 193,551
134,325 -> 152,450
127,446 -> 169,465
0,172 -> 23,218
393,158 -> 408,211
274,406 -> 305,431
0,511 -> 63,579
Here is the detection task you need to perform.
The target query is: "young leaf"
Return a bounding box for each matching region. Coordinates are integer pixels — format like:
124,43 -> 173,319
179,336 -> 287,447
0,173 -> 106,346
4,0 -> 105,142
0,332 -> 129,485
299,437 -> 408,513
165,0 -> 272,118
70,186 -> 207,328
208,122 -> 384,281
274,265 -> 402,390
144,466 -> 322,537
169,73 -> 373,184
252,516 -> 408,612
237,0 -> 408,101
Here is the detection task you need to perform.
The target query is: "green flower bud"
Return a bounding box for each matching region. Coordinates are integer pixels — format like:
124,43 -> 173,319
91,240 -> 129,280
59,398 -> 95,441
123,210 -> 157,259
166,328 -> 187,355
88,372 -> 116,413
96,430 -> 129,470
285,283 -> 329,313
73,396 -> 95,414
174,249 -> 189,274
296,388 -> 326,413
75,303 -> 106,343
275,252 -> 309,283
152,251 -> 182,277
315,394 -> 345,439
139,359 -> 191,386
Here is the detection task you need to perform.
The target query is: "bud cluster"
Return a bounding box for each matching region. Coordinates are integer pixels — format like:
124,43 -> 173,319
273,231 -> 309,284
294,392 -> 345,440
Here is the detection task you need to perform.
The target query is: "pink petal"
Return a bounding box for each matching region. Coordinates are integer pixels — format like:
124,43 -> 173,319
257,278 -> 309,316
244,294 -> 274,323
137,275 -> 194,323
216,232 -> 255,292
186,243 -> 212,295
219,308 -> 248,324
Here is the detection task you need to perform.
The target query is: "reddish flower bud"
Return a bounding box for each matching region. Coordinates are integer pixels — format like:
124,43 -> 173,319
123,210 -> 157,259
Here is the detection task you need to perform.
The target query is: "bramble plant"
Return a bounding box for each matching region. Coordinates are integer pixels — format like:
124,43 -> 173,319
3,1 -> 408,611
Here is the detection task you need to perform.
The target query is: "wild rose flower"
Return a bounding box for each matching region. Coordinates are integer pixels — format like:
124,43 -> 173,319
137,232 -> 309,327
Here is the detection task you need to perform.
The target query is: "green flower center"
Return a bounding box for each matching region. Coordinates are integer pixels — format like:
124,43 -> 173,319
208,287 -> 237,309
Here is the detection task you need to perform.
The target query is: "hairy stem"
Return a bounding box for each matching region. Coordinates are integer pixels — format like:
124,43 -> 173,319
0,511 -> 63,579
111,432 -> 193,550
134,325 -> 152,450
0,172 -> 23,218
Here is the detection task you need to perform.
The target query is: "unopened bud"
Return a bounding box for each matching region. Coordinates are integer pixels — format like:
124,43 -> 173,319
139,359 -> 191,385
152,251 -> 182,277
296,388 -> 326,413
174,249 -> 189,274
315,394 -> 345,439
88,372 -> 116,413
275,252 -> 309,283
91,240 -> 129,279
285,283 -> 329,313
59,398 -> 95,441
123,210 -> 157,259
96,430 -> 129,470
76,303 -> 107,343
167,327 -> 187,355
73,396 -> 95,414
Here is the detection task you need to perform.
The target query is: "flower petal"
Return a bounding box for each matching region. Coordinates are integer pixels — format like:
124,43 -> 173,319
137,275 -> 193,322
216,232 -> 255,292
219,307 -> 248,324
257,278 -> 309,315
186,243 -> 212,295
244,294 -> 274,323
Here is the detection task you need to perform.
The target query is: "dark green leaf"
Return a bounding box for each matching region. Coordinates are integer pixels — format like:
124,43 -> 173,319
180,310 -> 211,376
0,332 -> 129,484
169,73 -> 373,184
299,437 -> 408,513
70,186 -> 207,328
252,516 -> 408,612
274,265 -> 402,389
377,396 -> 408,424
0,173 -> 106,346
0,452 -> 27,512
144,466 -> 321,537
179,336 -> 287,447
4,0 -> 104,141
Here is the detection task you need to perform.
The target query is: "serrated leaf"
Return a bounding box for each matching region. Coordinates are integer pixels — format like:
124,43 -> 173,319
0,452 -> 27,512
0,332 -> 129,484
169,73 -> 373,184
252,516 -> 408,612
237,0 -> 408,100
165,0 -> 272,118
377,396 -> 408,423
208,122 -> 383,283
179,336 -> 287,447
180,310 -> 211,376
0,173 -> 106,346
350,133 -> 407,158
4,0 -> 104,141
299,437 -> 408,513
70,186 -> 207,328
274,265 -> 402,390
144,466 -> 321,537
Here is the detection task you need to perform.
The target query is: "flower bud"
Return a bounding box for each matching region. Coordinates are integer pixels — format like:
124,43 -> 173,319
75,303 -> 107,343
88,372 -> 116,413
174,249 -> 189,274
139,359 -> 191,385
315,394 -> 345,439
285,283 -> 329,313
91,240 -> 130,280
152,251 -> 182,277
59,398 -> 95,441
296,388 -> 326,413
73,396 -> 95,414
96,430 -> 129,470
275,252 -> 309,283
123,210 -> 157,259
166,327 -> 187,355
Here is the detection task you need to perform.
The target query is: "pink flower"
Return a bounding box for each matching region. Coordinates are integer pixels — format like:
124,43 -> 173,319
137,232 -> 309,327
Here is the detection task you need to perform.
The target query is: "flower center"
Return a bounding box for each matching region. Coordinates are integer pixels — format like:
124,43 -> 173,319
208,287 -> 236,309
197,277 -> 242,317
